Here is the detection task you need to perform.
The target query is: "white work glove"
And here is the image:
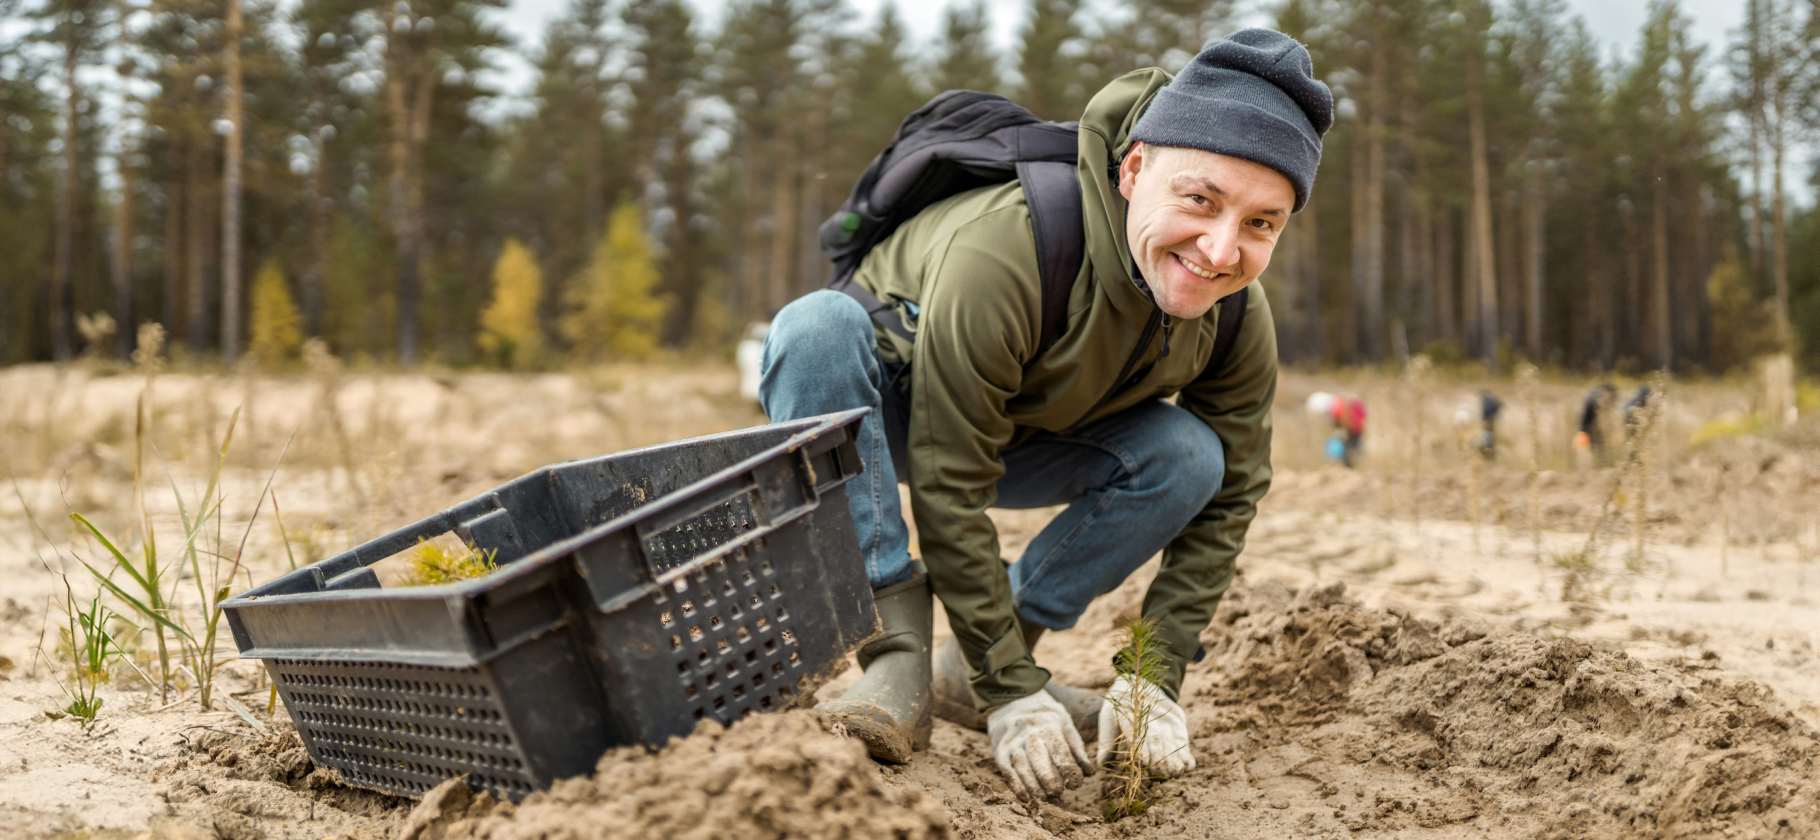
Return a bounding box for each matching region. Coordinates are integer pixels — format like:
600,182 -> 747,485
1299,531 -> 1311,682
987,689 -> 1094,800
1096,675 -> 1195,777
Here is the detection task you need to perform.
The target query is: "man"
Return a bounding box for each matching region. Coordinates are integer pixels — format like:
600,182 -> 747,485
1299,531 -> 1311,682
759,29 -> 1332,800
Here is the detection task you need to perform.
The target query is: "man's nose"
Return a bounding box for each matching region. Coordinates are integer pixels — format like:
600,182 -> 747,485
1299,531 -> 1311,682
1196,220 -> 1241,271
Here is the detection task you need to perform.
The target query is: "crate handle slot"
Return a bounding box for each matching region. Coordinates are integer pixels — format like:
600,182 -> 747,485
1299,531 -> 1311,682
633,472 -> 768,554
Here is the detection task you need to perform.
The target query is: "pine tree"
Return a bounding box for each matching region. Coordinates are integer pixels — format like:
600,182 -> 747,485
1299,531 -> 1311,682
832,4 -> 926,182
478,239 -> 546,368
29,0 -> 112,361
381,0 -> 508,365
1017,0 -> 1085,121
563,203 -> 668,361
932,0 -> 1001,94
249,259 -> 303,361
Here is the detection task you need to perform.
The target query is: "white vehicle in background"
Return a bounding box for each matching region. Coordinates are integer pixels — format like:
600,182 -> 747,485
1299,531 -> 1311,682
736,321 -> 769,404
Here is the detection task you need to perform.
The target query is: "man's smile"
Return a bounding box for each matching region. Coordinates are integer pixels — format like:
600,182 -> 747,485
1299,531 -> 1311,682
1174,252 -> 1224,282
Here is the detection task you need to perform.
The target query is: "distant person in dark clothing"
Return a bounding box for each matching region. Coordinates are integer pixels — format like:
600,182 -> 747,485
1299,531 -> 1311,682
1476,391 -> 1503,459
1576,384 -> 1617,454
1623,385 -> 1654,436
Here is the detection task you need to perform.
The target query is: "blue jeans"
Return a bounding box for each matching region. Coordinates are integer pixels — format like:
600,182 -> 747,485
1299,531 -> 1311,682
759,291 -> 1226,633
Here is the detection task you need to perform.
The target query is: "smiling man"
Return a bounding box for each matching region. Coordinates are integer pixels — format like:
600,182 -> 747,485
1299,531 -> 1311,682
758,30 -> 1332,799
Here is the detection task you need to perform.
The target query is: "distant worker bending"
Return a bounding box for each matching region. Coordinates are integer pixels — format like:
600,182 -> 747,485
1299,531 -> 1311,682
1307,391 -> 1367,467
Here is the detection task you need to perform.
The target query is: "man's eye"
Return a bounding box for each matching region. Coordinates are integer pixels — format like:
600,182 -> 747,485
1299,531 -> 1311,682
1189,194 -> 1209,206
1249,218 -> 1274,230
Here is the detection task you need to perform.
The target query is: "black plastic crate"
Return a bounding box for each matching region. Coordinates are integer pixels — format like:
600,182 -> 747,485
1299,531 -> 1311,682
222,409 -> 877,801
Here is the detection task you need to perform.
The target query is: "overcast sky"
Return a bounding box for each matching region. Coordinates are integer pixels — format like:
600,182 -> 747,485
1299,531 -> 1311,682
478,0 -> 1750,98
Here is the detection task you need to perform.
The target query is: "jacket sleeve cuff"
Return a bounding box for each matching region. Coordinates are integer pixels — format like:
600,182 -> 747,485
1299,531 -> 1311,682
966,627 -> 1050,709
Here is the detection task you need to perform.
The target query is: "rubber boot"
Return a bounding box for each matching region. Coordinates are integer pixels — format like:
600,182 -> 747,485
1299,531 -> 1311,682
930,617 -> 1103,739
930,637 -> 989,730
817,565 -> 932,764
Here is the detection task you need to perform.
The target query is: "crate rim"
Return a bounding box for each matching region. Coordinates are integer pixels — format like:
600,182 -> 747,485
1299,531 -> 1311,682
222,408 -> 867,621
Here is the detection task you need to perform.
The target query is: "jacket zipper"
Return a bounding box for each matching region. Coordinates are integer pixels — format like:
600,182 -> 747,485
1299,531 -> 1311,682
1069,306 -> 1163,430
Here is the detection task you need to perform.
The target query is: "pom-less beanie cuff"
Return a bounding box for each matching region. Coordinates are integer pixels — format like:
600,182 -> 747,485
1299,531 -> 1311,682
1129,28 -> 1334,213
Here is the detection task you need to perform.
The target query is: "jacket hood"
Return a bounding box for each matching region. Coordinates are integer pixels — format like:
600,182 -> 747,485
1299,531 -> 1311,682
1076,68 -> 1173,319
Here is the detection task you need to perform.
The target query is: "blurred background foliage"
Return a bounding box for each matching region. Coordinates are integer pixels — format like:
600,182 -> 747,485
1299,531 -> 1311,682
2,0 -> 1819,373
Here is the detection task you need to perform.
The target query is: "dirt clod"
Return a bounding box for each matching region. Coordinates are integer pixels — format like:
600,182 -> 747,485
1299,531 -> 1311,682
406,710 -> 949,840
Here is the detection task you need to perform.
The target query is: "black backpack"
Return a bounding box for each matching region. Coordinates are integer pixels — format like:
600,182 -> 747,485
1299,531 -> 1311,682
818,90 -> 1248,375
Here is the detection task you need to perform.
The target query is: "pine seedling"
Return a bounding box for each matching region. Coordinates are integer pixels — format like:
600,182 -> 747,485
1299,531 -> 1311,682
1468,430 -> 1484,555
400,537 -> 499,586
1405,355 -> 1433,529
1627,373 -> 1666,575
1102,617 -> 1175,822
1517,363 -> 1541,567
304,338 -> 366,508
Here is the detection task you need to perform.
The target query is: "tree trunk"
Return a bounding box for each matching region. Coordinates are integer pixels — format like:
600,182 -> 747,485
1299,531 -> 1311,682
220,0 -> 244,363
1396,174 -> 1418,354
1651,167 -> 1672,370
1623,210 -> 1642,360
1301,195 -> 1323,363
1466,51 -> 1499,370
1499,187 -> 1521,342
1771,132 -> 1789,347
1523,167 -> 1544,362
1433,204 -> 1454,347
186,140 -> 210,353
1276,226 -> 1301,365
1462,202 -> 1479,356
112,153 -> 135,359
163,178 -> 184,336
1346,122 -> 1365,365
766,127 -> 800,313
1748,113 -> 1765,288
302,128 -> 330,337
1583,219 -> 1606,370
1362,35 -> 1387,363
383,9 -> 433,365
1686,182 -> 1711,365
52,35 -> 79,362
582,75 -> 604,244
1410,149 -> 1434,350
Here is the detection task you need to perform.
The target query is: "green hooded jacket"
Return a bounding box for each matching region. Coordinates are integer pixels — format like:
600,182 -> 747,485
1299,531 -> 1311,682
849,68 -> 1277,707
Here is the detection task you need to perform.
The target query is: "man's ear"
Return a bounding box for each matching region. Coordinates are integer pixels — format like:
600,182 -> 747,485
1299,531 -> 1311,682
1117,141 -> 1145,201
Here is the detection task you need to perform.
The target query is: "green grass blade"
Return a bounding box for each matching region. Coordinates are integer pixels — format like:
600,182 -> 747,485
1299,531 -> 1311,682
80,559 -> 196,643
68,513 -> 154,592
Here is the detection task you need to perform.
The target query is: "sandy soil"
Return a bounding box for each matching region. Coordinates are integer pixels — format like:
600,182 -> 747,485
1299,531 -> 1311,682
1,361 -> 1816,839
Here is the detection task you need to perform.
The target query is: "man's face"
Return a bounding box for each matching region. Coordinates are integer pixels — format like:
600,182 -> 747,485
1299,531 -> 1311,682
1116,142 -> 1294,319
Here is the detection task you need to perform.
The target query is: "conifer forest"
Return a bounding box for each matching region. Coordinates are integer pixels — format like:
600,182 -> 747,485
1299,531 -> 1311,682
3,0 -> 1819,374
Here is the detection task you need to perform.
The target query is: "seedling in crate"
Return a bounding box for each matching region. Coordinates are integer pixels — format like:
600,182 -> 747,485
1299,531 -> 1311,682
399,536 -> 499,586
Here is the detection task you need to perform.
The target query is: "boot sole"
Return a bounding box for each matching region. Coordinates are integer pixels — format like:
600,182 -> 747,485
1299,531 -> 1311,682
820,702 -> 914,764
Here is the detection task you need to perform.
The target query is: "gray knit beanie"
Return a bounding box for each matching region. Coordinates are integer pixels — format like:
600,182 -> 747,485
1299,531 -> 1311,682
1129,29 -> 1334,213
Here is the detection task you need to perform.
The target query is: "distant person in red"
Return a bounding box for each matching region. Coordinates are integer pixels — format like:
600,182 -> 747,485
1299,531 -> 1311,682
1306,392 -> 1366,468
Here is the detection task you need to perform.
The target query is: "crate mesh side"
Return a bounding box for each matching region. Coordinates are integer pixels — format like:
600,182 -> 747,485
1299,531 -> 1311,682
658,542 -> 809,723
271,659 -> 538,800
643,494 -> 759,575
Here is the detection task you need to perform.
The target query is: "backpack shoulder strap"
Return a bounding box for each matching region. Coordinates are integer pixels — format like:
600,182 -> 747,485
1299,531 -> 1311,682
1015,159 -> 1084,359
1193,285 -> 1251,384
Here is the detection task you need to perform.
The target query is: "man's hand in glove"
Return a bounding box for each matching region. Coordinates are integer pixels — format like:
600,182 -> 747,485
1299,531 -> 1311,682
1095,675 -> 1195,777
987,689 -> 1094,800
